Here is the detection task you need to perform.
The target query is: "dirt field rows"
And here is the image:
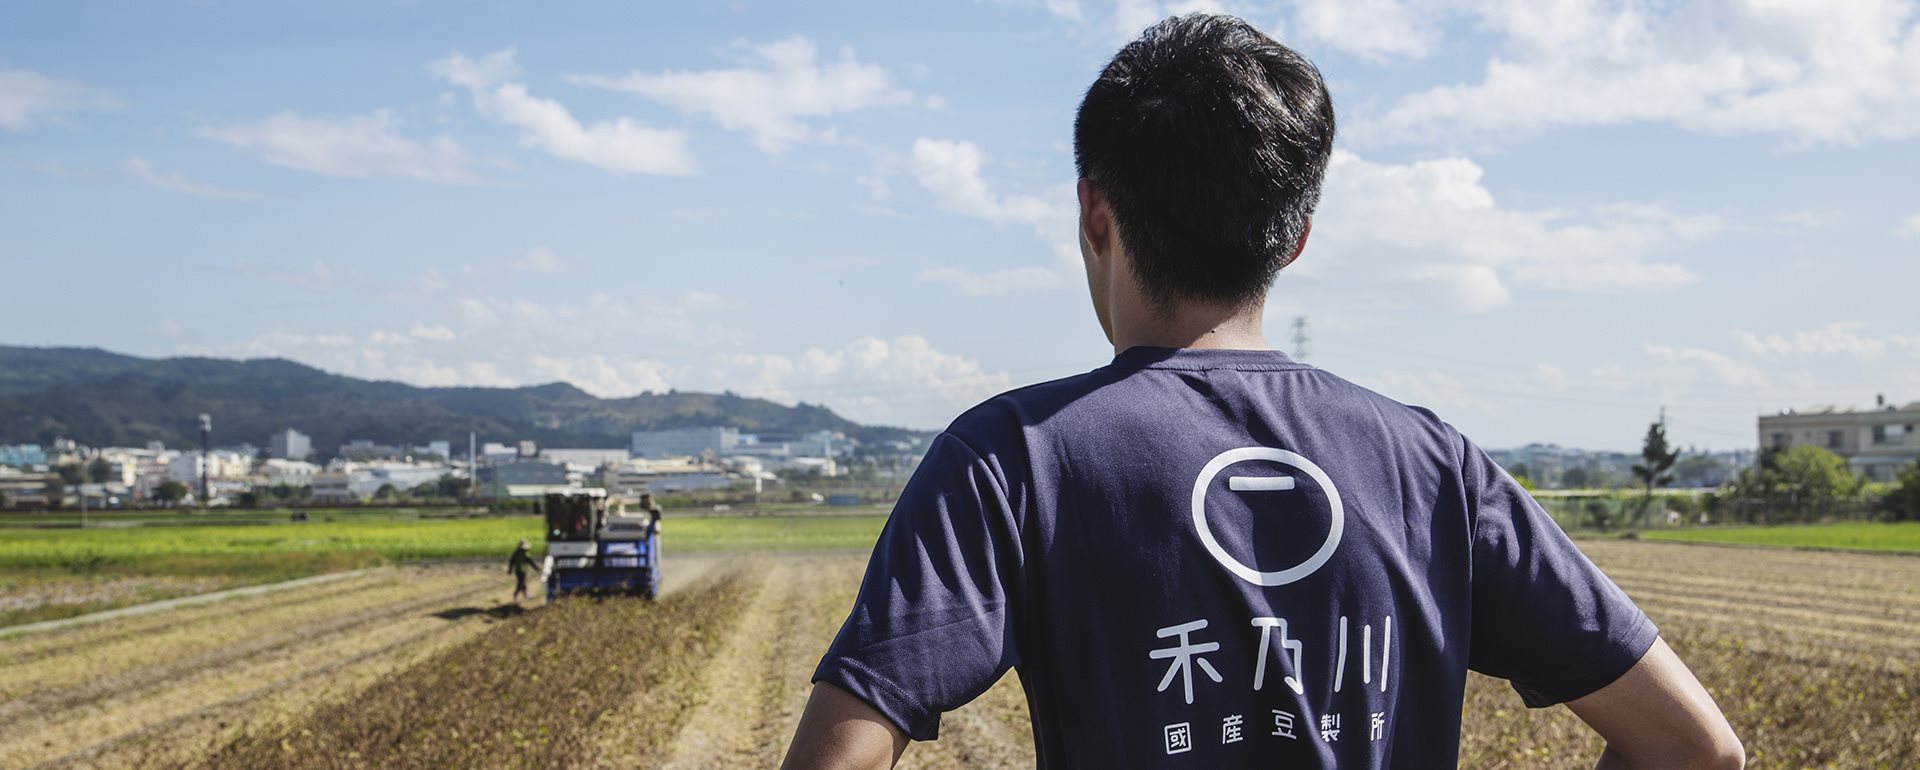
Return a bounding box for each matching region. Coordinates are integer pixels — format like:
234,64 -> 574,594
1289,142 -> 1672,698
3,540 -> 1916,768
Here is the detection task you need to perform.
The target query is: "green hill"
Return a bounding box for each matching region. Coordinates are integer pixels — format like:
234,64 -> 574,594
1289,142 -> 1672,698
0,346 -> 928,459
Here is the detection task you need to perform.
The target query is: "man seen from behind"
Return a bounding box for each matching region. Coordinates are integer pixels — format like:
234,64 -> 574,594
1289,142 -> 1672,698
782,13 -> 1743,770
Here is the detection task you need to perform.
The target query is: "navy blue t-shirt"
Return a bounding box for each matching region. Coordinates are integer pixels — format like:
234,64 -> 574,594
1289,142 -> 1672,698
815,347 -> 1656,768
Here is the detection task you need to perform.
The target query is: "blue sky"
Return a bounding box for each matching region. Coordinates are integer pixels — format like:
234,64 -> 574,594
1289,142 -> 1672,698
3,0 -> 1917,450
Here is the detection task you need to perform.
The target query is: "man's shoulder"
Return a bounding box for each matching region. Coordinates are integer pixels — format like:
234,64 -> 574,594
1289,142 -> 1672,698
939,367 -> 1125,448
938,361 -> 1463,460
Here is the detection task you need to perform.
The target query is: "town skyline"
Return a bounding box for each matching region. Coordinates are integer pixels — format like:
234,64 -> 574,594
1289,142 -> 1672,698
4,1 -> 1918,452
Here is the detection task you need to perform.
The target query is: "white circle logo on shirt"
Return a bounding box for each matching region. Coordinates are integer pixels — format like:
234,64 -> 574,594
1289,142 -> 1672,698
1189,446 -> 1344,587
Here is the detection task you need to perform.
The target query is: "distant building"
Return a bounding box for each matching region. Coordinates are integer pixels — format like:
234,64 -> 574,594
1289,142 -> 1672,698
780,456 -> 840,477
338,440 -> 408,462
270,429 -> 313,461
309,462 -> 451,501
599,457 -> 737,494
93,450 -> 143,487
792,430 -> 846,458
0,468 -> 54,508
363,463 -> 449,495
1759,398 -> 1920,482
631,427 -> 739,459
258,459 -> 321,487
167,451 -> 252,484
0,444 -> 48,469
476,462 -> 569,490
132,452 -> 176,499
540,448 -> 631,468
478,443 -> 520,466
311,472 -> 354,502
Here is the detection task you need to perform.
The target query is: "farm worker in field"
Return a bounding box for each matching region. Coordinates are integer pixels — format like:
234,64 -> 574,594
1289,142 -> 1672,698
641,492 -> 664,534
508,539 -> 538,602
783,13 -> 1743,770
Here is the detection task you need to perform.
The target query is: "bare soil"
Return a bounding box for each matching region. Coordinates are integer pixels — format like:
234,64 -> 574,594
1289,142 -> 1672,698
2,541 -> 1915,769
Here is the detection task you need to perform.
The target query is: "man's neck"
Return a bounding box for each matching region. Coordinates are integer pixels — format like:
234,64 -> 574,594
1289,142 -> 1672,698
1109,301 -> 1269,355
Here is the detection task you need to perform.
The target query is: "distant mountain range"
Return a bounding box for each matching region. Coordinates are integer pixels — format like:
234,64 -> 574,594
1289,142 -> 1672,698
0,346 -> 929,459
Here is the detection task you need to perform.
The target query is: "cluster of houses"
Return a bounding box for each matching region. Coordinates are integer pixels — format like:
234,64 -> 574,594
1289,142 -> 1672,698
0,425 -> 869,509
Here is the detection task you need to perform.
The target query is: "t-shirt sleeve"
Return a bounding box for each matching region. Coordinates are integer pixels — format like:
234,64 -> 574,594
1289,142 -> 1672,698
812,430 -> 1024,741
1461,436 -> 1658,708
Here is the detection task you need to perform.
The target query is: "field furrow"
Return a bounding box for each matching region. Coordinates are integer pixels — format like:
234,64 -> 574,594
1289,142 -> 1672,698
651,558 -> 794,768
0,566 -> 514,770
4,538 -> 1915,769
0,571 -> 400,667
1618,583 -> 1920,641
2,571 -> 499,723
51,599 -> 500,770
766,554 -> 868,760
1607,569 -> 1920,618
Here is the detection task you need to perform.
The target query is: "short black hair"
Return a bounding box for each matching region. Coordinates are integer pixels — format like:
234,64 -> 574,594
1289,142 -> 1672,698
1073,13 -> 1335,309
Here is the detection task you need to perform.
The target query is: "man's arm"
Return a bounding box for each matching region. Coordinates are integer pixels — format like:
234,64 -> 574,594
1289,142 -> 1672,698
1566,637 -> 1743,770
780,682 -> 907,770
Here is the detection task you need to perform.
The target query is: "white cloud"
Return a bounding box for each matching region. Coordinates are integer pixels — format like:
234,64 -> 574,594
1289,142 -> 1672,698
1897,213 -> 1920,238
0,68 -> 117,130
919,266 -> 1068,295
680,289 -> 724,310
911,138 -> 1066,228
125,157 -> 253,200
232,257 -> 335,289
1362,368 -> 1490,413
238,330 -> 357,354
527,354 -> 678,396
1533,363 -> 1571,389
1307,150 -> 1715,311
1400,264 -> 1512,313
515,247 -> 564,273
1779,209 -> 1841,229
368,324 -> 458,346
431,48 -> 697,176
417,266 -> 449,293
1291,0 -> 1439,60
1643,344 -> 1770,390
408,323 -> 457,342
1023,0 -> 1234,43
1359,0 -> 1920,146
229,314 -> 686,397
1039,0 -> 1087,24
567,36 -> 915,155
714,336 -> 1013,425
1732,322 -> 1920,360
1111,0 -> 1227,42
230,310 -> 1003,427
909,137 -> 1080,291
901,139 -> 1713,309
198,110 -> 477,183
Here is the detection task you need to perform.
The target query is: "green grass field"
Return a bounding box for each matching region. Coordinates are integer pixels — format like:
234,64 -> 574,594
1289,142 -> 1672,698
0,513 -> 890,627
0,513 -> 890,569
0,507 -> 483,527
1642,521 -> 1920,553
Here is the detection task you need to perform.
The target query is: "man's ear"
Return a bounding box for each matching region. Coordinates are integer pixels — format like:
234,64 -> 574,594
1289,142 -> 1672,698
1077,179 -> 1114,265
1281,218 -> 1312,269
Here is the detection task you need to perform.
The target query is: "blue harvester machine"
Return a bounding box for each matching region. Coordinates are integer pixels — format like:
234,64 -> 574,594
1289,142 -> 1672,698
541,488 -> 661,601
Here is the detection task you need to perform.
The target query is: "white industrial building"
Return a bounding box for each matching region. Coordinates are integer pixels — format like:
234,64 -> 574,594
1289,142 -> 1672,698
540,448 -> 631,468
630,427 -> 739,459
269,429 -> 313,461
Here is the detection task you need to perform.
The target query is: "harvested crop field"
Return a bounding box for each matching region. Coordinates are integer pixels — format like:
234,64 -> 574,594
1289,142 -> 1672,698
3,540 -> 1915,769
